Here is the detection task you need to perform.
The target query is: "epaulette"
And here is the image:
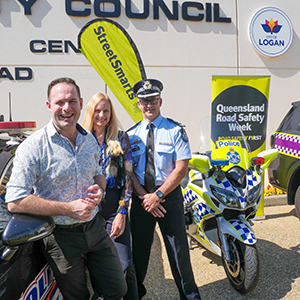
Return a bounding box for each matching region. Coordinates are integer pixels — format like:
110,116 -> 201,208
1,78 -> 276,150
167,118 -> 185,128
167,118 -> 189,142
126,121 -> 141,132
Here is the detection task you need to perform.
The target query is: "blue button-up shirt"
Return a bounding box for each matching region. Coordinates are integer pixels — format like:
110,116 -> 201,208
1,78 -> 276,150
127,115 -> 191,186
6,121 -> 103,225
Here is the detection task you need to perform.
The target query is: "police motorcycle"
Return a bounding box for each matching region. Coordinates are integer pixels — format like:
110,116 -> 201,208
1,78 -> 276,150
182,116 -> 278,294
0,118 -> 63,300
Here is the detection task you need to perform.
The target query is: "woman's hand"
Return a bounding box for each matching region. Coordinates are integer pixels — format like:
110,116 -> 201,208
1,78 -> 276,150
110,213 -> 126,238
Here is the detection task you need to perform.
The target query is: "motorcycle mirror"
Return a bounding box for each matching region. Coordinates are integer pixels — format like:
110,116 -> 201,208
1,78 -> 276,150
255,149 -> 279,170
252,157 -> 265,165
189,154 -> 211,174
2,213 -> 55,247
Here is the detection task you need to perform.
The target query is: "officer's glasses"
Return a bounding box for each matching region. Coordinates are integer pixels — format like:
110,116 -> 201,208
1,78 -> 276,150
139,98 -> 160,106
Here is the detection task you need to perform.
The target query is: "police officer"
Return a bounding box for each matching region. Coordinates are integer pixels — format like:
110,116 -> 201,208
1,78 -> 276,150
127,79 -> 201,300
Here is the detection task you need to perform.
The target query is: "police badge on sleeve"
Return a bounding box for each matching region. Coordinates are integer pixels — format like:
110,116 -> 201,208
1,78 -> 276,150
180,128 -> 189,142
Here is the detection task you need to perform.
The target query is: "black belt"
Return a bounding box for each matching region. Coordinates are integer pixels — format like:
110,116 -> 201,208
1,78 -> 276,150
56,222 -> 85,229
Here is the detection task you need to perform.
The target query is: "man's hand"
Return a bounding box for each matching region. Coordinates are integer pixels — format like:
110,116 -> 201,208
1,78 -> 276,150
150,204 -> 167,218
68,199 -> 97,221
140,193 -> 167,217
82,184 -> 104,207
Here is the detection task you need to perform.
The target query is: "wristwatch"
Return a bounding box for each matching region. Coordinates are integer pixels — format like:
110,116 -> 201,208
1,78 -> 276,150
99,186 -> 106,199
155,190 -> 165,200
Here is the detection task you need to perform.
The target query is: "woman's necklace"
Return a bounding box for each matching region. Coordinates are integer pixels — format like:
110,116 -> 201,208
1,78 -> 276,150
93,129 -> 107,168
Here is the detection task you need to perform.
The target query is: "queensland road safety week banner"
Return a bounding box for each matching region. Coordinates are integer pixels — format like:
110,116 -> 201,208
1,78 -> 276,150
78,18 -> 146,123
211,75 -> 271,217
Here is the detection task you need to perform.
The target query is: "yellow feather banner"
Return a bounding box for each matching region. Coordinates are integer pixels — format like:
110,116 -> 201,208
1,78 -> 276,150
78,18 -> 145,122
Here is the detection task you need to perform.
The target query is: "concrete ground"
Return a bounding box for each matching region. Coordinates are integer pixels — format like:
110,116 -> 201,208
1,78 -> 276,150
142,197 -> 300,300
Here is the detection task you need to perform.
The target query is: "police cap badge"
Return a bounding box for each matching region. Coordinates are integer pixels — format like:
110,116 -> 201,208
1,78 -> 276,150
133,79 -> 163,99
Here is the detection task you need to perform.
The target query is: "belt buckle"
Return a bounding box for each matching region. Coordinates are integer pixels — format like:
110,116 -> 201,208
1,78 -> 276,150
69,223 -> 82,229
57,222 -> 84,229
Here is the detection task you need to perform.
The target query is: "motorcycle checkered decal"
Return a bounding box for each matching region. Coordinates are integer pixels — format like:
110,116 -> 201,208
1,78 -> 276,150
274,132 -> 300,158
215,166 -> 260,209
184,189 -> 215,240
215,178 -> 247,207
183,189 -> 215,221
215,178 -> 236,193
229,220 -> 256,244
183,189 -> 198,204
194,202 -> 216,220
246,165 -> 260,186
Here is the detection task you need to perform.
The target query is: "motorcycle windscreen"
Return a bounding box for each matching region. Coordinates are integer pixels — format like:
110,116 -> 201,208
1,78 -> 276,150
211,141 -> 251,171
199,116 -> 251,171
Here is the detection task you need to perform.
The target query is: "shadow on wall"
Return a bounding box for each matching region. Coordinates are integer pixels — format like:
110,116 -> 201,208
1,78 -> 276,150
258,31 -> 300,79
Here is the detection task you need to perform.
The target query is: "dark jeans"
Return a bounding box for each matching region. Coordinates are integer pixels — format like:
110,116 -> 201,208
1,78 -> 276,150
100,188 -> 139,300
130,185 -> 201,300
41,213 -> 127,300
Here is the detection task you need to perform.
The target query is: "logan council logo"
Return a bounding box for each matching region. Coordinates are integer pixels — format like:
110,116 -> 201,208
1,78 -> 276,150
249,7 -> 293,58
262,19 -> 282,34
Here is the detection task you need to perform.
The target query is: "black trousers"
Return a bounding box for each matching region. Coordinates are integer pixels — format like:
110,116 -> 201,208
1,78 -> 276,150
41,213 -> 127,300
130,185 -> 201,300
99,188 -> 139,300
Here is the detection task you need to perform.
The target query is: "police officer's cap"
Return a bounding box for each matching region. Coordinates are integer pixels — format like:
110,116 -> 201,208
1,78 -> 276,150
133,79 -> 163,99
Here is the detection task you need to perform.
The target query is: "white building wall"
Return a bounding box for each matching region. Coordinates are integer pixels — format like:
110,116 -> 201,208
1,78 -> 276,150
0,0 -> 299,152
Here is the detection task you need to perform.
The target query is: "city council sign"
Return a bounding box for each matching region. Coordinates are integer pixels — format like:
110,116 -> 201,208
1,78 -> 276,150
249,7 -> 293,58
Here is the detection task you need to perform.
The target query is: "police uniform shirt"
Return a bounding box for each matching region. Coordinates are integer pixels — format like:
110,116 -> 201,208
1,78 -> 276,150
127,115 -> 191,186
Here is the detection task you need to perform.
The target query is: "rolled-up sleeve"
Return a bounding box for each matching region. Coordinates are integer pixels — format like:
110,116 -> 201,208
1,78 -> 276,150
6,138 -> 39,202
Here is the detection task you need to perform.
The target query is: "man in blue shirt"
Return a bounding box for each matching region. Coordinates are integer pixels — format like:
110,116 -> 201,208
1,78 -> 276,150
127,79 -> 201,300
6,77 -> 126,300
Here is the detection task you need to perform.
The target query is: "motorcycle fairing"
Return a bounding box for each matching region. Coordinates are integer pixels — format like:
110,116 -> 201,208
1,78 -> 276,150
183,189 -> 217,220
214,176 -> 247,208
246,165 -> 261,187
21,263 -> 63,300
183,188 -> 217,244
184,169 -> 220,212
214,165 -> 261,209
219,217 -> 257,245
184,186 -> 220,212
211,140 -> 251,172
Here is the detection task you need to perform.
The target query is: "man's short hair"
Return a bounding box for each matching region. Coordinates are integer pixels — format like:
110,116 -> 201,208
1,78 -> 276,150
47,77 -> 81,100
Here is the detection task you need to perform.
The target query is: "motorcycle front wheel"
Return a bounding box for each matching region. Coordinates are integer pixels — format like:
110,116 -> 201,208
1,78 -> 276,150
221,235 -> 259,294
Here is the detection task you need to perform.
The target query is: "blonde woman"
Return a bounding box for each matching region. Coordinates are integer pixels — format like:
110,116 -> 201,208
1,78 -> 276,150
82,93 -> 138,300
